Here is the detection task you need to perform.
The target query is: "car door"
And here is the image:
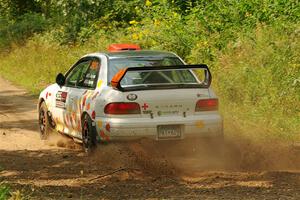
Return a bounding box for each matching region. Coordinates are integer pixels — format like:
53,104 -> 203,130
52,58 -> 91,136
64,57 -> 101,138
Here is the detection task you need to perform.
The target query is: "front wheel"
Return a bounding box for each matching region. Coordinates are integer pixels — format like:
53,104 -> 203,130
82,114 -> 97,153
38,102 -> 51,140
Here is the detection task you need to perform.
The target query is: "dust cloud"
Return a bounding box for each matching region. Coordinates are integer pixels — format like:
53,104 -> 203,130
78,134 -> 300,179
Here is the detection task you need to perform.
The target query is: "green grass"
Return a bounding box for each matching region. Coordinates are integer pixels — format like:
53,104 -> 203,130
0,184 -> 10,200
213,24 -> 300,140
0,23 -> 299,142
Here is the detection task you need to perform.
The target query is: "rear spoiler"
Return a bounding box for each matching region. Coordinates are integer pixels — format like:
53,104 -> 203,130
111,64 -> 212,91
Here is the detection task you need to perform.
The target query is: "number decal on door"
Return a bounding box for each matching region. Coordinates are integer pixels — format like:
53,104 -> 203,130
56,91 -> 68,109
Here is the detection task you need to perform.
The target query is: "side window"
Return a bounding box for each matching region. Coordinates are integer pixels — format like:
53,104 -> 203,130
65,60 -> 91,87
78,59 -> 101,89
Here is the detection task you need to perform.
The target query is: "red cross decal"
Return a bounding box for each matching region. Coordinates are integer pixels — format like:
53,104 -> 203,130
142,103 -> 149,111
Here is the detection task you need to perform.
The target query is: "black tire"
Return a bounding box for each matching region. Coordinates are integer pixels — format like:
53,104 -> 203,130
82,114 -> 97,153
38,102 -> 51,140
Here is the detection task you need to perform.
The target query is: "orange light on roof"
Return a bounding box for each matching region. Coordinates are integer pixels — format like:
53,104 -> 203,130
108,44 -> 141,52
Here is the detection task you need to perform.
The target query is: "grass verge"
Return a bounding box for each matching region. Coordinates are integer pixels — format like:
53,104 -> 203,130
0,184 -> 10,200
0,24 -> 299,142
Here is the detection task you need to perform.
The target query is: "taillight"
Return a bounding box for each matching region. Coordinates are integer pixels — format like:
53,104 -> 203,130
195,99 -> 218,111
104,102 -> 141,115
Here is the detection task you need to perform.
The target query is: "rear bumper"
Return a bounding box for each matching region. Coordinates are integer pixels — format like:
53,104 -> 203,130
94,113 -> 223,141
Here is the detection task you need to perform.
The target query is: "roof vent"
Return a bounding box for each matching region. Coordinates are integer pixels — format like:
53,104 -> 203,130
108,44 -> 141,52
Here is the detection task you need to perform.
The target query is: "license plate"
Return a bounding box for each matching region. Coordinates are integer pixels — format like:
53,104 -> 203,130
157,125 -> 181,139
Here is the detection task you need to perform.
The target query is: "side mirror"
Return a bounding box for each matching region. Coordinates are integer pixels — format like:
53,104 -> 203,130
56,73 -> 65,87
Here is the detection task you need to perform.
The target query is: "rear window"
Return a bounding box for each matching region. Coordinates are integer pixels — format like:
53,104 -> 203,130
108,57 -> 185,83
120,69 -> 198,87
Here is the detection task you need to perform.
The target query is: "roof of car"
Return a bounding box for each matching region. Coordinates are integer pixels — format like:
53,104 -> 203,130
104,50 -> 178,59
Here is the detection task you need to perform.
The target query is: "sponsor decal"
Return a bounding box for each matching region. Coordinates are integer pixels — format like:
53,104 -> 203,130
86,91 -> 93,99
86,74 -> 96,79
92,91 -> 99,100
56,91 -> 68,108
142,110 -> 152,114
91,110 -> 96,119
141,103 -> 149,111
77,122 -> 81,132
86,103 -> 91,110
76,99 -> 81,111
157,110 -> 179,116
196,121 -> 204,128
47,92 -> 52,100
156,104 -> 182,109
66,105 -> 72,112
46,92 -> 51,100
97,80 -> 103,88
127,93 -> 138,101
197,93 -> 209,98
71,97 -> 78,111
105,123 -> 111,132
99,130 -> 110,141
82,96 -> 87,107
56,123 -> 63,132
82,90 -> 88,96
157,111 -> 161,116
97,120 -> 103,128
71,112 -> 76,121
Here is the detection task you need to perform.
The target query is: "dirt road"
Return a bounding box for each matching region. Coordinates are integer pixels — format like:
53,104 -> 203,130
0,77 -> 300,199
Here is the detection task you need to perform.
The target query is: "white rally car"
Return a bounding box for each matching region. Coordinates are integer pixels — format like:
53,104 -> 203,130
38,44 -> 223,152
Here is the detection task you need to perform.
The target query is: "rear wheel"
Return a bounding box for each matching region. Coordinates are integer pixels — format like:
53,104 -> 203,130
38,102 -> 51,140
82,114 -> 97,153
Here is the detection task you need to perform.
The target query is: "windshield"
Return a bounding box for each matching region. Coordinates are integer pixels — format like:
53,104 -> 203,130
108,57 -> 186,82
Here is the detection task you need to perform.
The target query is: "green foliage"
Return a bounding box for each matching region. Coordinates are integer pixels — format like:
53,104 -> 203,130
1,0 -> 299,48
0,0 -> 42,19
0,184 -> 10,200
0,13 -> 47,49
0,0 -> 299,140
33,0 -> 144,44
213,24 -> 300,138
